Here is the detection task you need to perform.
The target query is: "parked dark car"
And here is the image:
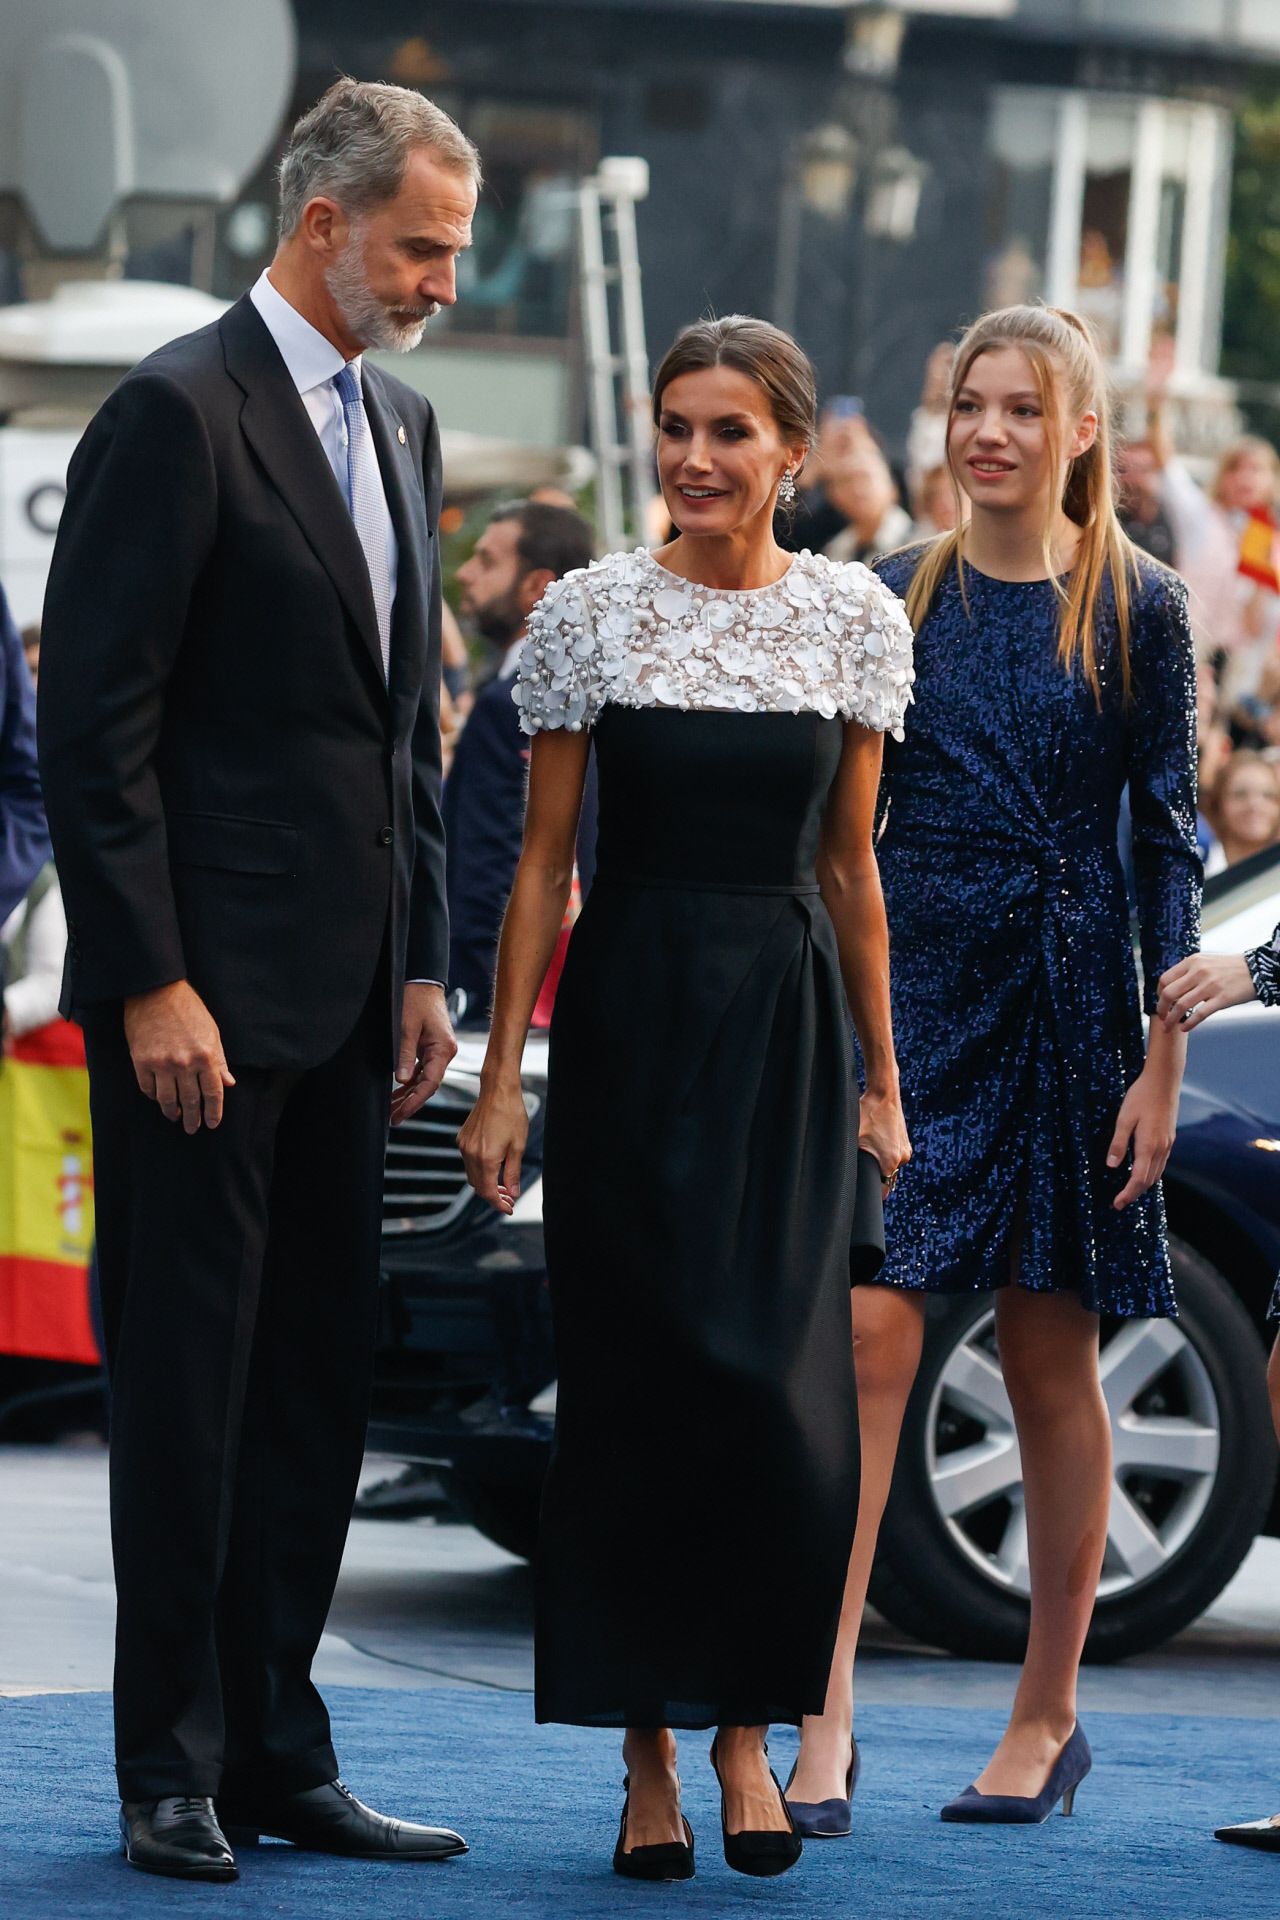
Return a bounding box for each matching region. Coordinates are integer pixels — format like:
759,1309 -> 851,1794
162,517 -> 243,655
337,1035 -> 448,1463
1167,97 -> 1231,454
368,846 -> 1280,1658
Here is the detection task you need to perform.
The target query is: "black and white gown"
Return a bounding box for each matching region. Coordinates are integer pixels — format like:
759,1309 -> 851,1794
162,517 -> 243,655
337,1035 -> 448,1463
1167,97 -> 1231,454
514,546 -> 914,1728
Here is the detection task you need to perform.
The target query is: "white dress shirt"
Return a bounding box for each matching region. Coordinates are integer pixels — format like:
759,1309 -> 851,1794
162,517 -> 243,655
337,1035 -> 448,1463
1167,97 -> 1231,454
248,272 -> 443,997
249,270 -> 398,614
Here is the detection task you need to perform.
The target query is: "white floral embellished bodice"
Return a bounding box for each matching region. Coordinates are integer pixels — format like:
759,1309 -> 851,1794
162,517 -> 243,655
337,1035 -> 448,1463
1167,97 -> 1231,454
513,547 -> 915,740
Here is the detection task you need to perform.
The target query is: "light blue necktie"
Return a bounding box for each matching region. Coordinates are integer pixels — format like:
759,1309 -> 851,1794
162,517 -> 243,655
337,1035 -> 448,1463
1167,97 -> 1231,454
333,364 -> 392,682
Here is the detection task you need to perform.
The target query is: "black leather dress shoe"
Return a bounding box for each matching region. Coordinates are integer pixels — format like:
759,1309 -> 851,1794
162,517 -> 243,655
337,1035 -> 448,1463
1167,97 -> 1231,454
218,1779 -> 467,1860
119,1797 -> 237,1881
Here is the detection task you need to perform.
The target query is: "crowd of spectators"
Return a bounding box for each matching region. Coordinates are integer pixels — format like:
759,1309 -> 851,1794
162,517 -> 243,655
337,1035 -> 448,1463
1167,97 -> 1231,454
1116,348 -> 1280,875
7,337 -> 1280,1060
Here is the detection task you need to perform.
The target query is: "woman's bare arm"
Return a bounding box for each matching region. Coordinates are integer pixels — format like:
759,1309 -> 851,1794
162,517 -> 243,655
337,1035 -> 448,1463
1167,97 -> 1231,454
816,723 -> 911,1182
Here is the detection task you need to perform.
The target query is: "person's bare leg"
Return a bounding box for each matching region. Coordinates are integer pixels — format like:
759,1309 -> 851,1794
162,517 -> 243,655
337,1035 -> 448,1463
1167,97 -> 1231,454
968,1287 -> 1109,1798
787,1287 -> 927,1804
713,1724 -> 790,1832
620,1728 -> 684,1849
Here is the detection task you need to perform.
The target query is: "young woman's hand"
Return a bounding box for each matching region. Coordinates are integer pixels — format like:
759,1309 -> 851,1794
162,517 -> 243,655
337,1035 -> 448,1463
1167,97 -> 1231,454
1156,951 -> 1256,1033
1107,1067 -> 1179,1210
859,1087 -> 912,1195
458,1077 -> 530,1215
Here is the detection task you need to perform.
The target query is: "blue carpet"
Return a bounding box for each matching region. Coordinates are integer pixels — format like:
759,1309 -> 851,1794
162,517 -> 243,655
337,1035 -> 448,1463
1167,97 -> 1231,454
0,1687 -> 1275,1917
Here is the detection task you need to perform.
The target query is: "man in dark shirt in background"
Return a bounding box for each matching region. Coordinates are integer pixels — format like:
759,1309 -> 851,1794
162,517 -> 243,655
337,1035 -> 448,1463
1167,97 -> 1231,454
444,500 -> 594,1022
1116,438 -> 1178,566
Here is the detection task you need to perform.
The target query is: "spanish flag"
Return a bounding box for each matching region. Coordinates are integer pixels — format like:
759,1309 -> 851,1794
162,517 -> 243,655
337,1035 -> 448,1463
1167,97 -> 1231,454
0,1021 -> 98,1365
1237,508 -> 1280,592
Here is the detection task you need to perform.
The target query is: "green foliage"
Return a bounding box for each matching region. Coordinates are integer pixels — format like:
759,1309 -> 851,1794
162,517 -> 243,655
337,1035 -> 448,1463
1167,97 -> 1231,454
1222,87 -> 1280,439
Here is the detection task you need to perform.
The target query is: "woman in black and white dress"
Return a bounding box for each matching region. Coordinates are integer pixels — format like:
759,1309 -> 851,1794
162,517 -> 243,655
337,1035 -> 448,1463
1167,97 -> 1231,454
459,315 -> 913,1880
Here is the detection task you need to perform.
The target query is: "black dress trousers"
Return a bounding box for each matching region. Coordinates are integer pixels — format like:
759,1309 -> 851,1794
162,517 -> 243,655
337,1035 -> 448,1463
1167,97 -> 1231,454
84,966 -> 391,1801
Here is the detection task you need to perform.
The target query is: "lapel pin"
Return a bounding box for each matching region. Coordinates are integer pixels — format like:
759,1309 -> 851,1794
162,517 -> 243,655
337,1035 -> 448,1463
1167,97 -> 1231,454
397,424 -> 407,445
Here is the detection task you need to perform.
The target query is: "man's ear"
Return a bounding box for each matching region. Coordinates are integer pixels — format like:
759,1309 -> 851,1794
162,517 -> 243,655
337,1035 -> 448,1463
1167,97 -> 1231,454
519,568 -> 556,618
298,195 -> 348,259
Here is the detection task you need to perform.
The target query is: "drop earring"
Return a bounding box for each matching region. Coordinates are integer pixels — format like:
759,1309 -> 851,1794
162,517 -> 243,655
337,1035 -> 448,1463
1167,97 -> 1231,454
778,467 -> 796,505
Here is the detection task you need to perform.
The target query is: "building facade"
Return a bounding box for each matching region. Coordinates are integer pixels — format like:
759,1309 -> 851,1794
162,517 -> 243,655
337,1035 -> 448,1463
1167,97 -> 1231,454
185,2 -> 1280,451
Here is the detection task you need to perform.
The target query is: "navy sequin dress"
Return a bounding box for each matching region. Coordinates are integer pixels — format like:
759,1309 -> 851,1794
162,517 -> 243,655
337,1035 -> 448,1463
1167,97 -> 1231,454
873,549 -> 1201,1319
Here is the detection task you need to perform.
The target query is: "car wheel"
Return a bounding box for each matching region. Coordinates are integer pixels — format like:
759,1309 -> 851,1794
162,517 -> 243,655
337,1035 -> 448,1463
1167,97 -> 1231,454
869,1237 -> 1277,1662
442,1469 -> 541,1561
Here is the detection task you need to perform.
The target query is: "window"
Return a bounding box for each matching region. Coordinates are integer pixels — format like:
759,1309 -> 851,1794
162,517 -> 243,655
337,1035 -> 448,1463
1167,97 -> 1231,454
436,102 -> 595,344
1154,107 -> 1194,338
985,86 -> 1232,376
984,90 -> 1059,310
1074,100 -> 1136,358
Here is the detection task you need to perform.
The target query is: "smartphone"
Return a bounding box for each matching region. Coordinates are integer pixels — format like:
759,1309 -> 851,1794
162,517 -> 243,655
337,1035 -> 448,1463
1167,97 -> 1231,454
828,395 -> 865,420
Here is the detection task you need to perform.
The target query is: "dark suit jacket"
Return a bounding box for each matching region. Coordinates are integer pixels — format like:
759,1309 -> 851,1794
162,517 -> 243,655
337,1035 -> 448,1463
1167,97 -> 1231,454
38,294 -> 448,1069
441,668 -> 528,1018
442,662 -> 600,1024
0,582 -> 50,933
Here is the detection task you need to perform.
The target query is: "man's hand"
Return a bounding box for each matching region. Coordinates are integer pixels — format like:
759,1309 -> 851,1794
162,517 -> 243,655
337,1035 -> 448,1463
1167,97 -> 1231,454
391,982 -> 457,1126
123,980 -> 235,1133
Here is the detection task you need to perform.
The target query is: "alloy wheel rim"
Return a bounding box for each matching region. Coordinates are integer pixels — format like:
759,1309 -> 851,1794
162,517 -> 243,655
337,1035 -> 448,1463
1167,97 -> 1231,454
925,1308 -> 1221,1600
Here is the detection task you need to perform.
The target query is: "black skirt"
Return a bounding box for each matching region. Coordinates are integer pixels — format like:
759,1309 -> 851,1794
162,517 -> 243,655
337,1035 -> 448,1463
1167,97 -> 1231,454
534,706 -> 881,1729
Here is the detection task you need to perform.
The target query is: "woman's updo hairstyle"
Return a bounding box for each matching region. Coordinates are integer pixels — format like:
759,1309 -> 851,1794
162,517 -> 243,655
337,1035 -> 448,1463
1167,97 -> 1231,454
651,315 -> 818,465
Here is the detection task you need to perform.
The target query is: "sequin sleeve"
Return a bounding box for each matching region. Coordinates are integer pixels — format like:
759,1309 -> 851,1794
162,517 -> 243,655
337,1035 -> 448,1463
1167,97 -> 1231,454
1126,566 -> 1203,1013
512,568 -> 607,736
834,562 -> 916,741
1246,924 -> 1280,1008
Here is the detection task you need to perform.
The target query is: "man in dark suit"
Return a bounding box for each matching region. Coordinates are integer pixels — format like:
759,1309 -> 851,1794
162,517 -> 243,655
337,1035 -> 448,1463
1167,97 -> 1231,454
446,500 -> 595,1021
38,80 -> 477,1881
0,581 -> 50,941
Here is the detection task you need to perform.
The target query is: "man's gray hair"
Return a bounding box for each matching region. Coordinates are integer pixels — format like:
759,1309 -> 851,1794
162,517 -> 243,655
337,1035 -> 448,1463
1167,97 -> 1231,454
278,78 -> 481,238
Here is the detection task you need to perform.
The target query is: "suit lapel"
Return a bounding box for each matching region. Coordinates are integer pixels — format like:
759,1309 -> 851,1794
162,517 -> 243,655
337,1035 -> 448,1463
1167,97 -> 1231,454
364,368 -> 432,720
220,297 -> 387,697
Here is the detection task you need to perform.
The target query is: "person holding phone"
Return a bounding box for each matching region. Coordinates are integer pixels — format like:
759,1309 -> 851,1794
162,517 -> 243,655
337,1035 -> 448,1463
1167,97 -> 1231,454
783,396 -> 910,562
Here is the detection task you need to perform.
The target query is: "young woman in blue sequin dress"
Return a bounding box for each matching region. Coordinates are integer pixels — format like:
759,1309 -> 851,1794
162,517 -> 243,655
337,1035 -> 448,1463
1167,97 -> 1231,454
785,306 -> 1201,1832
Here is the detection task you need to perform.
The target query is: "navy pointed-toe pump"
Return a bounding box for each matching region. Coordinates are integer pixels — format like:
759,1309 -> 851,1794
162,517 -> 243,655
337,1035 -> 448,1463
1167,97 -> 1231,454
940,1724 -> 1091,1825
785,1738 -> 860,1839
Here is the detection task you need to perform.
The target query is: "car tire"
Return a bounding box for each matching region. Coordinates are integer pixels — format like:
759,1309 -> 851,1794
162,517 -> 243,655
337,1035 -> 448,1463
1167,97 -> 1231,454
442,1469 -> 541,1561
869,1237 -> 1276,1663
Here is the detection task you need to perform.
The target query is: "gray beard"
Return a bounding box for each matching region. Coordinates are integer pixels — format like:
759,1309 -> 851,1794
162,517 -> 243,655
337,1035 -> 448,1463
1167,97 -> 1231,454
324,228 -> 437,353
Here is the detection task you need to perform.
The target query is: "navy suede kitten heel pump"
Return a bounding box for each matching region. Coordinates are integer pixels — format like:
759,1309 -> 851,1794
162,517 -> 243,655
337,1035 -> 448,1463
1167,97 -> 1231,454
940,1724 -> 1091,1825
785,1739 -> 860,1838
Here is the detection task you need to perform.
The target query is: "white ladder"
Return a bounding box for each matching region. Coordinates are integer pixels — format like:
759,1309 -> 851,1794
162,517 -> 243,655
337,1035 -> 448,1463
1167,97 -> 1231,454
577,157 -> 651,555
